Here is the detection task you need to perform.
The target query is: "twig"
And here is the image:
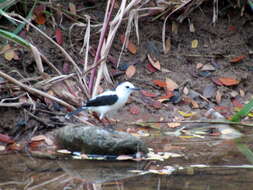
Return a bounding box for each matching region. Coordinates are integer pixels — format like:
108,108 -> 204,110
137,120 -> 253,128
26,174 -> 67,190
25,110 -> 50,127
0,70 -> 74,110
0,102 -> 32,108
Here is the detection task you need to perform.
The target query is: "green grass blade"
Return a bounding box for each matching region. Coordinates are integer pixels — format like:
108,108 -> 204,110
0,28 -> 31,48
231,98 -> 253,122
237,143 -> 253,164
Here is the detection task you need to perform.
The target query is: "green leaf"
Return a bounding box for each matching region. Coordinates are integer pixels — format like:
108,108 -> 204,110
231,98 -> 253,122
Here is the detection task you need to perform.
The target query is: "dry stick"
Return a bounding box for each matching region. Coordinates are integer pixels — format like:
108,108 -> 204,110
88,0 -> 115,94
0,102 -> 32,108
138,120 -> 253,128
0,70 -> 74,110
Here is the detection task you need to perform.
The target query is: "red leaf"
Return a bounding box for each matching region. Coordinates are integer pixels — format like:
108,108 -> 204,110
129,105 -> 140,115
159,90 -> 174,99
212,77 -> 223,86
151,100 -> 162,109
146,63 -> 158,72
141,90 -> 157,97
232,99 -> 244,108
218,77 -> 239,86
230,55 -> 246,63
34,5 -> 46,25
152,80 -> 167,88
0,133 -> 14,144
35,14 -> 46,25
55,28 -> 63,45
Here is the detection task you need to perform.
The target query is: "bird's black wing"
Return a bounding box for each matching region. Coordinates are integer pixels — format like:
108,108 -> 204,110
86,95 -> 118,107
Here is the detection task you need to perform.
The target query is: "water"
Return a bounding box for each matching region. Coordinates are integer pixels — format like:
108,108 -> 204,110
0,153 -> 253,190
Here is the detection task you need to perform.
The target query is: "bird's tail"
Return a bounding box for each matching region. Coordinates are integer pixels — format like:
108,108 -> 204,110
65,106 -> 87,119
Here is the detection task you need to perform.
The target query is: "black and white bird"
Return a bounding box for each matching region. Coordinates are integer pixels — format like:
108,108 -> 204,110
65,81 -> 140,120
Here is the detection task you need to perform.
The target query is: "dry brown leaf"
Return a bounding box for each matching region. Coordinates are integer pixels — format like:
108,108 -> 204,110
164,37 -> 171,54
120,34 -> 137,54
125,65 -> 136,78
147,54 -> 161,70
165,77 -> 178,91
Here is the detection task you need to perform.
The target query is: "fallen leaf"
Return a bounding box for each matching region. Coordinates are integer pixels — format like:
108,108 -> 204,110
212,77 -> 223,86
191,39 -> 198,48
151,100 -> 162,109
6,143 -> 22,151
55,28 -> 63,45
183,96 -> 199,108
230,90 -> 239,98
0,145 -> 5,151
201,64 -> 215,71
165,77 -> 178,91
218,77 -> 240,86
69,2 -> 77,15
31,135 -> 53,145
34,5 -> 46,25
125,65 -> 136,78
203,84 -> 216,98
167,122 -> 181,128
239,89 -> 245,97
216,90 -> 222,104
129,105 -> 140,115
164,37 -> 171,54
228,25 -> 236,31
117,155 -> 134,160
147,54 -> 161,70
120,34 -> 137,54
178,111 -> 196,118
141,90 -> 157,97
183,87 -> 189,95
146,63 -> 158,72
230,55 -> 245,63
152,80 -> 166,88
4,49 -> 15,61
196,63 -> 203,69
189,22 -> 195,32
0,133 -> 14,144
232,99 -> 243,108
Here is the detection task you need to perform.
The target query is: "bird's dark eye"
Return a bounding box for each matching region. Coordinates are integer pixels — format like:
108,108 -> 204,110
126,86 -> 129,88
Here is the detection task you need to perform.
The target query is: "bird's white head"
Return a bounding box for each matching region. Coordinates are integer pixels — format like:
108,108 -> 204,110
116,81 -> 140,96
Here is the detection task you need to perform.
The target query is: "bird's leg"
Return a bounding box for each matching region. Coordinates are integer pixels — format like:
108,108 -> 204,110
91,112 -> 109,125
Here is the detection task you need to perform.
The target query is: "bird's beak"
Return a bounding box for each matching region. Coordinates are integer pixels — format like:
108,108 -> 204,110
131,87 -> 141,91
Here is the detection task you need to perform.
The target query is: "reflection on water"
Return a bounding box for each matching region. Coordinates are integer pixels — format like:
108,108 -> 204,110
0,153 -> 253,190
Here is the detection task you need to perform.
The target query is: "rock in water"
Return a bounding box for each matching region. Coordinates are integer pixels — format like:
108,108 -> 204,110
56,125 -> 148,155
